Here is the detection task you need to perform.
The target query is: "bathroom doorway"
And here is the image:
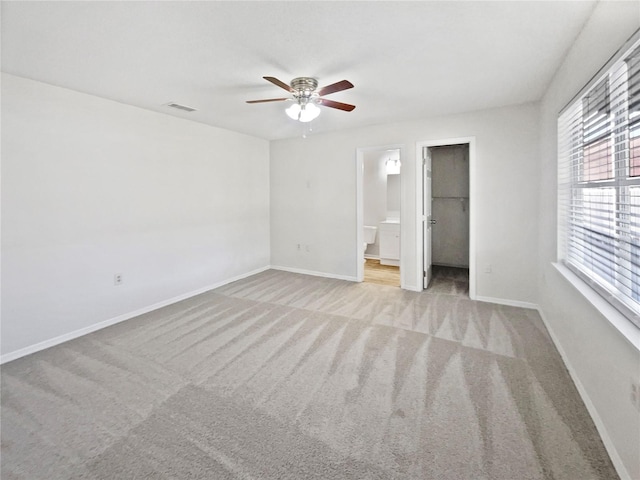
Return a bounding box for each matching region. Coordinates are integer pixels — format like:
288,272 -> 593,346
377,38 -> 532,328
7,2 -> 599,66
418,138 -> 476,298
356,145 -> 403,287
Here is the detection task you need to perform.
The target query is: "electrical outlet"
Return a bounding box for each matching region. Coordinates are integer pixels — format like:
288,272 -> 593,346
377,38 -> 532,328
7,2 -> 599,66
297,244 -> 301,251
631,380 -> 640,412
484,264 -> 492,273
114,273 -> 123,286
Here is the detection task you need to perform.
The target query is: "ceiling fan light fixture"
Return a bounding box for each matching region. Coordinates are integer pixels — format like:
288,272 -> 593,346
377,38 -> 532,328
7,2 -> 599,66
299,103 -> 320,123
285,103 -> 301,120
248,76 -> 354,123
285,102 -> 321,123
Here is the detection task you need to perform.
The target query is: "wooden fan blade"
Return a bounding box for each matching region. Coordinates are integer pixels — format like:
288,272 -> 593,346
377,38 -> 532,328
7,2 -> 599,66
317,80 -> 354,97
246,98 -> 289,104
263,76 -> 294,92
319,98 -> 356,112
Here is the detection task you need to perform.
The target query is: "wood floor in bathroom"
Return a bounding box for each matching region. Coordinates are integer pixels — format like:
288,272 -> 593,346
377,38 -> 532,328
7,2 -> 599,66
364,261 -> 470,294
364,259 -> 400,287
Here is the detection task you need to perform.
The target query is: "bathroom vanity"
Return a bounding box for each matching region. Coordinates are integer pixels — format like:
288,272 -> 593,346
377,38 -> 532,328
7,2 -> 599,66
379,220 -> 400,266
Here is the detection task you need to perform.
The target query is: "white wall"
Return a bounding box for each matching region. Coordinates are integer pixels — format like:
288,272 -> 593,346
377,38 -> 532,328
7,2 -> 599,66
537,3 -> 640,479
270,102 -> 539,301
1,74 -> 270,358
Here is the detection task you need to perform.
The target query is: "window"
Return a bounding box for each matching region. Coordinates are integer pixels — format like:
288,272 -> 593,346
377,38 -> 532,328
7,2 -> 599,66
558,34 -> 640,327
629,45 -> 640,176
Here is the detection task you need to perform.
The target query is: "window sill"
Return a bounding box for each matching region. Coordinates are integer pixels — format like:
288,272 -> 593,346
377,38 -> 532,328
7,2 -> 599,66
553,263 -> 640,350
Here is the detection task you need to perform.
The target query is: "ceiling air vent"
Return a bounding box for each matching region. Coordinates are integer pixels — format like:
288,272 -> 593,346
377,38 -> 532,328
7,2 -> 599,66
165,102 -> 197,112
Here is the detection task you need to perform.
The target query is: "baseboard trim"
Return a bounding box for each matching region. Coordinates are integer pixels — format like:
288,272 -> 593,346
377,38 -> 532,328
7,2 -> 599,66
475,295 -> 538,310
403,285 -> 423,292
270,265 -> 358,282
0,266 -> 270,365
536,307 -> 631,480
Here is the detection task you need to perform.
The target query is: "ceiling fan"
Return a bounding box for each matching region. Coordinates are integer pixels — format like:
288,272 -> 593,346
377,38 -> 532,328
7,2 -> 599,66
246,76 -> 356,122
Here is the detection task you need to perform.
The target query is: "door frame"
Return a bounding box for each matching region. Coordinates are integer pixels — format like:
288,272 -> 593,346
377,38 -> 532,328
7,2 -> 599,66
423,146 -> 433,289
416,137 -> 476,299
356,144 -> 405,283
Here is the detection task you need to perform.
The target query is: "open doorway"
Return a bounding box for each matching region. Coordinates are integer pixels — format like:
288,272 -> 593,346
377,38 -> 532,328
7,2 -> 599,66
356,145 -> 403,287
429,144 -> 470,294
418,138 -> 476,298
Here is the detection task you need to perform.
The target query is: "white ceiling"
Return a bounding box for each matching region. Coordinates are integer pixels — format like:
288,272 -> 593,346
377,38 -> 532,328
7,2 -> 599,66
2,1 -> 596,140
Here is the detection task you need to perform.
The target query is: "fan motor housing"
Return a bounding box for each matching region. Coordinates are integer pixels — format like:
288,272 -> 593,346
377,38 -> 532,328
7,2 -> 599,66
291,77 -> 318,97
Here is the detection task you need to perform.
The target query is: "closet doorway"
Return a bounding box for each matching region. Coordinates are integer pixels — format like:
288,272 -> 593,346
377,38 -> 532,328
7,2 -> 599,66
430,144 -> 469,294
418,138 -> 476,298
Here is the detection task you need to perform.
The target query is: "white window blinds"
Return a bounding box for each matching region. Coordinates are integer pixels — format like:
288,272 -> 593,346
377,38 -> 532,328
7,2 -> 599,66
558,33 -> 640,327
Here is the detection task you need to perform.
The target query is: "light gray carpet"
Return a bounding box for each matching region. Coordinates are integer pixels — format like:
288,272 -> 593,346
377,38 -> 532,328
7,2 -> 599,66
1,269 -> 618,479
